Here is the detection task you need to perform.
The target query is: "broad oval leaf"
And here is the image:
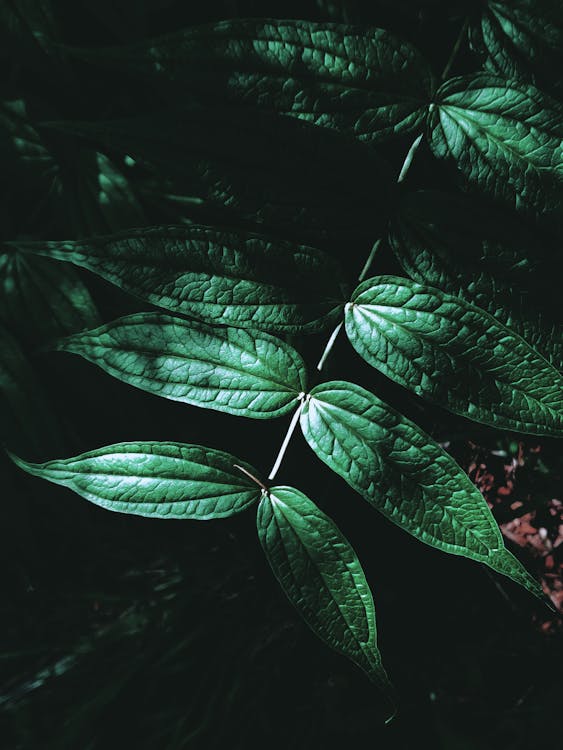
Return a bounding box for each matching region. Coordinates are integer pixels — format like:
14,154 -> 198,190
9,442 -> 262,519
0,246 -> 99,345
72,19 -> 434,144
14,225 -> 346,334
470,1 -> 563,100
57,313 -> 307,419
428,74 -> 563,224
389,190 -> 563,368
257,485 -> 394,708
300,380 -> 542,598
345,275 -> 563,435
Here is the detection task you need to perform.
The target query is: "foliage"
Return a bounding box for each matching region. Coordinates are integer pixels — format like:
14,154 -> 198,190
1,0 -> 562,741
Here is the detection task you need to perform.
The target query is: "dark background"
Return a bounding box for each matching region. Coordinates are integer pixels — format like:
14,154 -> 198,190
1,2 -> 562,748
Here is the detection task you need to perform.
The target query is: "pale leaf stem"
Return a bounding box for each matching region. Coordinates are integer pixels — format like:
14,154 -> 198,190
268,398 -> 305,480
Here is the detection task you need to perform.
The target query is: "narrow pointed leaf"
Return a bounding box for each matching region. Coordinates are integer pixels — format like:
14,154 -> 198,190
389,190 -> 563,368
10,442 -> 262,519
345,275 -> 563,435
57,313 -> 307,419
470,1 -> 563,99
300,380 -> 542,598
428,75 -> 563,224
14,225 -> 346,334
257,485 -> 394,705
0,247 -> 99,345
70,19 -> 434,143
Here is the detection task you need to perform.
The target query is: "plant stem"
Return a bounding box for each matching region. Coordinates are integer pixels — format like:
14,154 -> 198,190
265,17 -> 469,482
440,17 -> 469,81
233,464 -> 269,492
268,398 -> 305,480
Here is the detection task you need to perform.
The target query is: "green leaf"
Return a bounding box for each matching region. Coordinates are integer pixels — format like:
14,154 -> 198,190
389,189 -> 563,368
257,485 -> 394,709
14,225 -> 346,334
57,313 -> 307,419
428,74 -> 563,224
300,380 -> 543,598
0,246 -> 99,345
345,275 -> 563,435
470,1 -> 563,99
71,19 -> 434,144
9,442 -> 263,519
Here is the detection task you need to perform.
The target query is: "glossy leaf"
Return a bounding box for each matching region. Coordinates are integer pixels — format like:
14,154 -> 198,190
14,225 -> 346,334
389,190 -> 563,368
72,19 -> 434,143
0,246 -> 99,345
470,1 -> 563,99
57,313 -> 307,419
345,275 -> 563,435
10,442 -> 262,519
300,381 -> 542,598
257,485 -> 394,705
428,74 -> 563,223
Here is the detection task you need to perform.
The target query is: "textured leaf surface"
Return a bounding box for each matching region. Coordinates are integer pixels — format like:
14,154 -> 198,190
10,442 -> 262,519
389,190 -> 563,368
470,1 -> 563,99
15,225 -> 346,333
428,75 -> 563,223
73,19 -> 433,143
257,485 -> 393,698
345,275 -> 563,435
300,381 -> 542,597
0,246 -> 99,344
57,313 -> 307,419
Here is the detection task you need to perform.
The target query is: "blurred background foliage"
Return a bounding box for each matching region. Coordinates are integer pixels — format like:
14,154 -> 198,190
1,1 -> 562,748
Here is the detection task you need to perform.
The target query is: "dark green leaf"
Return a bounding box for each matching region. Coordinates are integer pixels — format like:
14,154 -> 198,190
10,442 -> 262,519
42,107 -> 394,246
389,190 -> 563,368
470,1 -> 563,99
300,380 -> 543,598
0,324 -> 62,455
57,313 -> 307,419
257,485 -> 394,707
428,74 -> 563,224
345,275 -> 563,435
14,225 -> 346,334
0,100 -> 144,236
72,19 -> 434,143
0,246 -> 99,345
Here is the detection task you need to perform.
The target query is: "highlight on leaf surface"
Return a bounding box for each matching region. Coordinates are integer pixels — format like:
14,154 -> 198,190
257,485 -> 395,716
300,380 -> 543,599
69,18 -> 434,144
14,225 -> 347,334
389,189 -> 563,368
345,275 -> 563,435
428,74 -> 563,224
9,442 -> 263,519
56,313 -> 308,419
